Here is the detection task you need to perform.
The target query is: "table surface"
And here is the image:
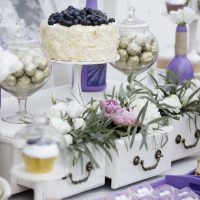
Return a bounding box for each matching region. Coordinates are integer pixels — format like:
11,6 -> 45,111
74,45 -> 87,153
10,154 -> 200,200
0,68 -> 198,200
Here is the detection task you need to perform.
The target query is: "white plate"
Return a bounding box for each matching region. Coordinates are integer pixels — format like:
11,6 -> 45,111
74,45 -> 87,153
51,55 -> 120,65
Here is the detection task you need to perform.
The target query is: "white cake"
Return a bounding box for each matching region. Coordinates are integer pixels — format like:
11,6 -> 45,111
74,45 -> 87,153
40,6 -> 119,62
41,21 -> 119,62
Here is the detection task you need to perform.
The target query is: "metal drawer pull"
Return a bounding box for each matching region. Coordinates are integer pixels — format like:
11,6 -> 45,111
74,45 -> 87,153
133,150 -> 163,171
175,130 -> 200,149
62,162 -> 93,184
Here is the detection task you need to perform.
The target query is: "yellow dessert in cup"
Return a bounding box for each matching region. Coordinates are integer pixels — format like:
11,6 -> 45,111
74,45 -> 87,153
22,138 -> 59,174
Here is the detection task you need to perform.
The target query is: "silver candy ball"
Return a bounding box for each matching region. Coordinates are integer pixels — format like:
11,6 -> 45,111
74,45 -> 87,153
151,42 -> 159,55
118,49 -> 129,62
127,56 -> 140,68
36,57 -> 48,71
31,70 -> 45,83
119,37 -> 133,49
17,75 -> 31,88
6,75 -> 17,87
142,43 -> 152,52
135,35 -> 146,46
115,61 -> 128,69
43,66 -> 50,78
25,63 -> 37,76
13,68 -> 24,78
140,52 -> 154,65
127,42 -> 142,56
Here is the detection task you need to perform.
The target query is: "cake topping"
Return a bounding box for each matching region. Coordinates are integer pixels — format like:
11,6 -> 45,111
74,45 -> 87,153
48,6 -> 115,27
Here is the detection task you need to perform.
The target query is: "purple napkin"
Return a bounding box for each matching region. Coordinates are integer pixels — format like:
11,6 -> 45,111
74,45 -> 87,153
129,183 -> 154,198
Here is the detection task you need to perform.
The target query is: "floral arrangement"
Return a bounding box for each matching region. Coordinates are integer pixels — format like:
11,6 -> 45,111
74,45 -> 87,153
49,85 -> 169,167
128,72 -> 200,122
168,7 -> 198,25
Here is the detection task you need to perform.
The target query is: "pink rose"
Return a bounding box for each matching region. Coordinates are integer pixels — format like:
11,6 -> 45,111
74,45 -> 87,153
100,99 -> 121,116
111,108 -> 138,127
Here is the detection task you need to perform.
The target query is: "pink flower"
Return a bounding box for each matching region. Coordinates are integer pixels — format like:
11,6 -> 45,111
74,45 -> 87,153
100,99 -> 121,116
111,108 -> 138,127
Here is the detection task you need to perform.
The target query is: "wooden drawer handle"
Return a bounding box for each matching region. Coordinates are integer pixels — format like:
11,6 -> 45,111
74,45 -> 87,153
133,150 -> 163,171
62,162 -> 93,184
175,130 -> 200,149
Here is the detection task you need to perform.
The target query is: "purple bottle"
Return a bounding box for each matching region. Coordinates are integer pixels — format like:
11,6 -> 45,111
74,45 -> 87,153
167,25 -> 194,84
81,0 -> 107,92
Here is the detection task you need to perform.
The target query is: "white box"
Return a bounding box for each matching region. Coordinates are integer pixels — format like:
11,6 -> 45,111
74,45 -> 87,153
0,134 -> 105,198
0,128 -> 105,199
170,115 -> 200,161
105,129 -> 173,189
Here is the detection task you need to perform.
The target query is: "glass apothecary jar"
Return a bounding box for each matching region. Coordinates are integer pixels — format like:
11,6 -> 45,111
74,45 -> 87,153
13,116 -> 66,175
112,7 -> 159,77
0,19 -> 51,124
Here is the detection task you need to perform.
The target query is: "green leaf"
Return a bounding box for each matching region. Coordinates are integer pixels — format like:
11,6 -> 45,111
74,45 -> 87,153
148,72 -> 159,87
111,86 -> 116,98
118,83 -> 126,98
130,127 -> 138,148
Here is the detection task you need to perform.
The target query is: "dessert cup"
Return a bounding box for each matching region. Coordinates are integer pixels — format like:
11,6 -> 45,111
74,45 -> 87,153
23,155 -> 57,174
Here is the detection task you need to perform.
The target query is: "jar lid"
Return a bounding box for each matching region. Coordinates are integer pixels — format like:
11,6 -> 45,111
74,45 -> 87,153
119,7 -> 148,29
2,19 -> 36,51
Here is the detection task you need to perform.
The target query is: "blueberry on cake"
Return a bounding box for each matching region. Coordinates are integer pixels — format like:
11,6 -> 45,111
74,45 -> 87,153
41,6 -> 119,62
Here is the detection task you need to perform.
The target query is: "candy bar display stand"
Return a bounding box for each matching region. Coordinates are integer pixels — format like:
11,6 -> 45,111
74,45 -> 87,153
170,115 -> 200,162
11,164 -> 65,200
11,151 -> 105,200
105,127 -> 173,189
0,83 -> 111,198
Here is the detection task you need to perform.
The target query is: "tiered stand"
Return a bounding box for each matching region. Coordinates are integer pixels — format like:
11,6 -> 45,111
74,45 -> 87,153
10,56 -> 119,200
52,56 -> 119,101
11,164 -> 65,200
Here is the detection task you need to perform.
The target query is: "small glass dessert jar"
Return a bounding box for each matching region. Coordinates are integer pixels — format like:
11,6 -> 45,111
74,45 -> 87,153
13,116 -> 66,174
0,19 -> 51,124
112,7 -> 159,78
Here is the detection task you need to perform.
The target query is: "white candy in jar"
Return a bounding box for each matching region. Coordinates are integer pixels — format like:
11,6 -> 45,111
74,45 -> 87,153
118,49 -> 129,62
140,52 -> 154,64
43,67 -> 50,78
17,75 -> 32,88
127,56 -> 140,68
119,37 -> 133,49
14,68 -> 24,78
25,63 -> 37,76
31,70 -> 45,83
115,61 -> 128,69
127,42 -> 142,56
36,56 -> 48,70
6,75 -> 17,87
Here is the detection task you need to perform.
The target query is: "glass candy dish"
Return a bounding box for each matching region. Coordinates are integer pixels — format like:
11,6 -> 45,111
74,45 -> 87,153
13,116 -> 66,175
111,7 -> 159,78
0,19 -> 51,124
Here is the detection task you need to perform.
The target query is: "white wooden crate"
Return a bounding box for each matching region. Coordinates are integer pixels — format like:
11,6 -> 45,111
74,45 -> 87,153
170,115 -> 200,162
105,128 -> 173,189
0,135 -> 105,199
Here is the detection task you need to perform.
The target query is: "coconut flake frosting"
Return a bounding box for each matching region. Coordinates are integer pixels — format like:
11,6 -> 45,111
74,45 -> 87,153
41,21 -> 119,62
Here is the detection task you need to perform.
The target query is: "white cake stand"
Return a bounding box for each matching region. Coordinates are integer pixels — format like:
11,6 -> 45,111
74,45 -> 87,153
11,164 -> 66,200
51,56 -> 119,102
